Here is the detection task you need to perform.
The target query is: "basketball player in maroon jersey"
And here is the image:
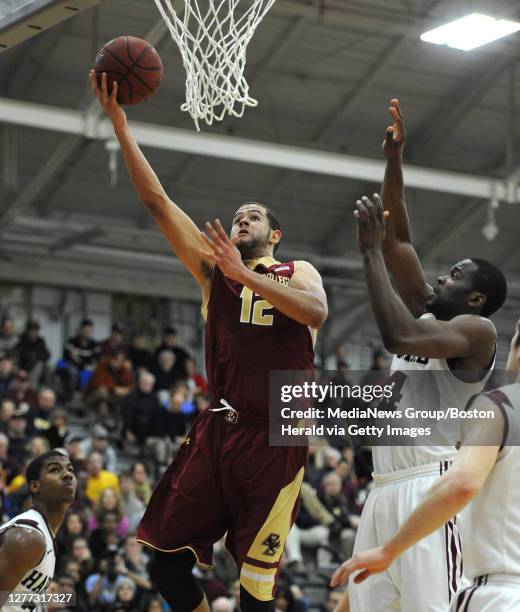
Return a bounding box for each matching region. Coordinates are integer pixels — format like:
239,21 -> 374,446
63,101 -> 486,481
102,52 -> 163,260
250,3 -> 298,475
90,72 -> 327,612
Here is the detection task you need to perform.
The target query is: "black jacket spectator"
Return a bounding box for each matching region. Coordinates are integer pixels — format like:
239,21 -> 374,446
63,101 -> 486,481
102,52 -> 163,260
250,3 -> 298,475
151,351 -> 182,394
0,354 -> 15,395
121,372 -> 162,444
64,318 -> 100,369
127,333 -> 153,371
13,320 -> 50,373
153,326 -> 190,378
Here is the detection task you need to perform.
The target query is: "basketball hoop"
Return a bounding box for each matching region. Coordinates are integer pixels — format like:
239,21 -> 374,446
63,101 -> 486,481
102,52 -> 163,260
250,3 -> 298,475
153,0 -> 276,130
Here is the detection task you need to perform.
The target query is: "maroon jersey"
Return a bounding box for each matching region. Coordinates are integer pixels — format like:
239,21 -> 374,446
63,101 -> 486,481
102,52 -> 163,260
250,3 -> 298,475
204,257 -> 315,417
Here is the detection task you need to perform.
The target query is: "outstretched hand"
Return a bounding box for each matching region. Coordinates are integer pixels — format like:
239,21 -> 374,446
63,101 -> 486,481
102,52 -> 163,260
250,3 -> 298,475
382,98 -> 405,160
89,70 -> 126,127
330,546 -> 396,588
200,219 -> 246,282
354,194 -> 388,254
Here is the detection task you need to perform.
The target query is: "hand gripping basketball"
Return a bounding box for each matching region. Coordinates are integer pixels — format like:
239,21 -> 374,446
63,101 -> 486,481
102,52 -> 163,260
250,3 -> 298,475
89,70 -> 126,126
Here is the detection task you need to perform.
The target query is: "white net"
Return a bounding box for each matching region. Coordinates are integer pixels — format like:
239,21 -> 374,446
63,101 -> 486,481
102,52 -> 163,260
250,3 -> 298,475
153,0 -> 276,129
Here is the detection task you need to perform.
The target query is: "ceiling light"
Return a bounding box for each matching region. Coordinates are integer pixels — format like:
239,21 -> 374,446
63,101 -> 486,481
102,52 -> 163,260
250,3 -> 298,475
421,13 -> 520,51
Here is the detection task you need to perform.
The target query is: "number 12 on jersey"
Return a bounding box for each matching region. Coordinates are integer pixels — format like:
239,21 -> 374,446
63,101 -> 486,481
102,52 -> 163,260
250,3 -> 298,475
240,287 -> 274,326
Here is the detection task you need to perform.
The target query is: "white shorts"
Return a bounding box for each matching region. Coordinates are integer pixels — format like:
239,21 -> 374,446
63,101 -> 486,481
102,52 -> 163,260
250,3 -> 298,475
451,575 -> 520,611
349,461 -> 465,612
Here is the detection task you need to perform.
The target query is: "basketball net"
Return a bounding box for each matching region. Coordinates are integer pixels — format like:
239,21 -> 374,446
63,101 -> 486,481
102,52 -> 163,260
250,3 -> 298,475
153,0 -> 276,130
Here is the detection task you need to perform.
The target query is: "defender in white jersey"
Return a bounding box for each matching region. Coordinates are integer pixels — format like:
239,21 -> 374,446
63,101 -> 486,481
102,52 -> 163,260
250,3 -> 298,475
0,451 -> 76,611
332,321 -> 520,612
343,100 -> 507,612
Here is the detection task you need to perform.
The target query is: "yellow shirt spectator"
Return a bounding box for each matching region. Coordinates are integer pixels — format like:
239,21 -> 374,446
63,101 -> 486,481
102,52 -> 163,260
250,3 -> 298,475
85,451 -> 120,503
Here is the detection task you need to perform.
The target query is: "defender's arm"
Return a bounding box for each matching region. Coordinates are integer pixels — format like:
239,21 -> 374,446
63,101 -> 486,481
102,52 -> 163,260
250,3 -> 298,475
380,99 -> 432,317
331,396 -> 503,587
90,72 -> 213,292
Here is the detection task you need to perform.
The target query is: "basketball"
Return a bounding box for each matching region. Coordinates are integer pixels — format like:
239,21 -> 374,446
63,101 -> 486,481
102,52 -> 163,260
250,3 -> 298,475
94,36 -> 163,105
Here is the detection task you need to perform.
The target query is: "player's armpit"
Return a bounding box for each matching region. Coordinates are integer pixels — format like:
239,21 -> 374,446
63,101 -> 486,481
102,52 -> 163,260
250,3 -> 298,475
382,242 -> 433,318
0,528 -> 46,603
386,314 -> 496,362
290,261 -> 328,327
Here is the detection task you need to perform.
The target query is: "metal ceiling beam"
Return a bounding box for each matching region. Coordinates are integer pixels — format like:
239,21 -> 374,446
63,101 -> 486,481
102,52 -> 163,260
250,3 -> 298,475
48,226 -> 104,253
1,97 -> 518,205
410,55 -> 520,164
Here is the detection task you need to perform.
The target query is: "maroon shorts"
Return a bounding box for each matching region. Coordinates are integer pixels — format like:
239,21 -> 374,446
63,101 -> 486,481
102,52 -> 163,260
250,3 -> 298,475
137,408 -> 307,601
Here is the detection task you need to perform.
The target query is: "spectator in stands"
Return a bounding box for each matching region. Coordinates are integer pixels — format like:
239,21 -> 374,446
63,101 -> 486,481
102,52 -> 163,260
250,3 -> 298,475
69,472 -> 93,515
32,386 -> 58,434
335,458 -> 365,515
318,471 -> 359,559
88,510 -> 121,560
112,576 -> 139,610
152,350 -> 182,402
12,319 -> 50,387
85,552 -> 128,607
119,472 -> 145,533
121,371 -> 162,446
88,487 -> 129,539
130,461 -> 152,505
83,424 -> 117,473
212,597 -> 233,612
162,381 -> 187,451
0,353 -> 15,395
154,326 -> 190,375
61,317 -> 100,398
85,451 -> 120,503
325,588 -> 347,612
64,433 -> 87,474
26,435 -> 51,461
128,332 -> 153,372
6,368 -> 37,409
121,534 -> 153,592
0,398 -> 15,435
285,481 -> 335,572
6,403 -> 31,466
44,407 -> 69,449
85,348 -> 133,413
213,536 -> 237,587
57,510 -> 88,556
0,431 -> 20,487
99,322 -> 127,357
361,348 -> 389,388
71,535 -> 95,578
145,597 -> 166,612
0,317 -> 18,356
184,357 -> 208,399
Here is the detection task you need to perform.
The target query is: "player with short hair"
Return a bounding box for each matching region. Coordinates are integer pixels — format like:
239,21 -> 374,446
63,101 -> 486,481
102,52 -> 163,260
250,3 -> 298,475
90,72 -> 328,612
0,450 -> 77,610
332,320 -> 520,611
345,100 -> 507,612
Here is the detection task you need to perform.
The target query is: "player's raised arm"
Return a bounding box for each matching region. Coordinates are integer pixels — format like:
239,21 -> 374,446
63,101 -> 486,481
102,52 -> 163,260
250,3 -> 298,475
380,99 -> 432,317
0,528 -> 46,606
355,194 -> 496,361
330,393 -> 504,588
89,71 -> 213,292
200,220 -> 328,328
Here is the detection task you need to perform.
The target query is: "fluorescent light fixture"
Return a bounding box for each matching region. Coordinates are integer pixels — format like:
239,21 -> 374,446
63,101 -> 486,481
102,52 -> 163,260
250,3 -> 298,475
421,13 -> 520,51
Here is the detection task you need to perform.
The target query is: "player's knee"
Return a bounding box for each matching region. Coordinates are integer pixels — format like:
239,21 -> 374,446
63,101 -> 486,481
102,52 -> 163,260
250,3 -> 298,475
239,585 -> 275,612
149,550 -> 204,612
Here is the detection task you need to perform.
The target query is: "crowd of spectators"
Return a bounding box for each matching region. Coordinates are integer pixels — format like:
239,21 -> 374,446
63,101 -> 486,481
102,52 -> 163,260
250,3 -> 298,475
0,314 -> 387,610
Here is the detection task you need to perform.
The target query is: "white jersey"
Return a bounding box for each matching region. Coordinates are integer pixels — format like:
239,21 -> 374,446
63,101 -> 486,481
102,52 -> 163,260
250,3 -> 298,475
373,313 -> 494,474
460,383 -> 520,581
0,508 -> 56,612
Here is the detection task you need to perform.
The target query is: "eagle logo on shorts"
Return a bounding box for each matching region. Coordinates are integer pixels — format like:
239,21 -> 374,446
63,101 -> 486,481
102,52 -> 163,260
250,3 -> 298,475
261,533 -> 281,556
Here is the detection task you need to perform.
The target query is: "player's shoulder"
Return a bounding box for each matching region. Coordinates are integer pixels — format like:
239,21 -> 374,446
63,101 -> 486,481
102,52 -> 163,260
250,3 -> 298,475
451,314 -> 497,339
293,260 -> 322,278
0,524 -> 46,566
